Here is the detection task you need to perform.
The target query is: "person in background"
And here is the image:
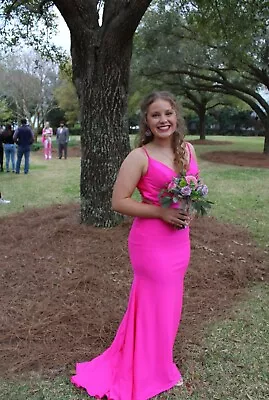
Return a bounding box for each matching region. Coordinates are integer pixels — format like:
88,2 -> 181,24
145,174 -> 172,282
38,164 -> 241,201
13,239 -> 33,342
2,124 -> 16,173
0,126 -> 4,172
13,118 -> 34,175
42,121 -> 53,160
56,121 -> 69,159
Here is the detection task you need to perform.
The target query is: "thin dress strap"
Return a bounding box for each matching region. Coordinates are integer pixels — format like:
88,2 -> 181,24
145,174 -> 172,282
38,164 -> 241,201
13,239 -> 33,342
142,146 -> 150,158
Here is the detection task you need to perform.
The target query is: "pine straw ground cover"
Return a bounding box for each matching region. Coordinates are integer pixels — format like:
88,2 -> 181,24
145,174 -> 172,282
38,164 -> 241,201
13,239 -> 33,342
0,144 -> 268,399
0,205 -> 268,381
200,150 -> 269,168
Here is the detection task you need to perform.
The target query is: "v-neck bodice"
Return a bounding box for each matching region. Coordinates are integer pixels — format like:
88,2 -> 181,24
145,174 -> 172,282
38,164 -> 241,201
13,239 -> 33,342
137,144 -> 200,206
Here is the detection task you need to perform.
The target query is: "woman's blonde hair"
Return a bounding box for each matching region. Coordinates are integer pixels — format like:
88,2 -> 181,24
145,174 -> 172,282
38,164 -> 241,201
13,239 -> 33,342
137,91 -> 187,173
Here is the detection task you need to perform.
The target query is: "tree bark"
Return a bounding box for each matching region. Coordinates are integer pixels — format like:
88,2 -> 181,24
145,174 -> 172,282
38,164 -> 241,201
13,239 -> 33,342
72,33 -> 132,227
52,0 -> 152,226
253,112 -> 269,156
197,105 -> 206,140
263,123 -> 269,154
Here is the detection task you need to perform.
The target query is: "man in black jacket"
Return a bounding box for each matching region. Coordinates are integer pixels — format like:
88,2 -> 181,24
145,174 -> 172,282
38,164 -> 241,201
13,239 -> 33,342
13,119 -> 34,174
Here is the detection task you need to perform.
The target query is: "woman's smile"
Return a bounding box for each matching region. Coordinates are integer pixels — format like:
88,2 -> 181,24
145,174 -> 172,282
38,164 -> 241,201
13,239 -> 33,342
146,99 -> 177,139
157,124 -> 171,132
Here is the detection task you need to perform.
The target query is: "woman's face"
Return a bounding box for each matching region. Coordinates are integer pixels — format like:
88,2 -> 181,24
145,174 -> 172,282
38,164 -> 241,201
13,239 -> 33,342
146,99 -> 177,140
45,122 -> 49,128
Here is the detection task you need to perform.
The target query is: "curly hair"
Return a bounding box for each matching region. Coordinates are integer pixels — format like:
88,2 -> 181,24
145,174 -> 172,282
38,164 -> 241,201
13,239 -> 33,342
137,91 -> 188,173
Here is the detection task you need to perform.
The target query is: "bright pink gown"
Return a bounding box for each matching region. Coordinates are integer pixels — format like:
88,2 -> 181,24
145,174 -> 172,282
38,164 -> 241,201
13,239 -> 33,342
71,145 -> 199,400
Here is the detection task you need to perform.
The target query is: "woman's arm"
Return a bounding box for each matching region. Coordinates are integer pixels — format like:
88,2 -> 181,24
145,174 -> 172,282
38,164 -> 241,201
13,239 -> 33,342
112,148 -> 190,227
112,148 -> 161,218
187,142 -> 198,164
187,142 -> 200,179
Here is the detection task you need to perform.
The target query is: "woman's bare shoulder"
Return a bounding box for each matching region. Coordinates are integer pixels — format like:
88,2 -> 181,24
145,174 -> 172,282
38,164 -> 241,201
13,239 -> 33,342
126,147 -> 147,162
185,141 -> 194,149
186,141 -> 198,161
185,141 -> 195,152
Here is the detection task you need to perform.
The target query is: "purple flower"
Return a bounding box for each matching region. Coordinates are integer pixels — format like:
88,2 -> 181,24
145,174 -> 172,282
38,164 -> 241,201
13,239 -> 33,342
197,184 -> 208,196
180,185 -> 192,196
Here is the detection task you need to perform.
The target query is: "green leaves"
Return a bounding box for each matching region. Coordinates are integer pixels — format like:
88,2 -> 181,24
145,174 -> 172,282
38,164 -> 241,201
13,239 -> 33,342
0,98 -> 14,124
159,172 -> 214,216
192,199 -> 214,216
0,1 -> 66,62
158,190 -> 173,207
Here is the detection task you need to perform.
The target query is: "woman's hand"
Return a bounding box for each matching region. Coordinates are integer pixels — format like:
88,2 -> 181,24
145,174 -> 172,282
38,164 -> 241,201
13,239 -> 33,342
159,208 -> 191,228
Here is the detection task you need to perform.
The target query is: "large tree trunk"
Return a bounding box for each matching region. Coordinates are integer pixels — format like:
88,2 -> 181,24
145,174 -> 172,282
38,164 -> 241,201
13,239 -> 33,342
72,37 -> 132,227
258,114 -> 269,155
197,105 -> 206,140
263,126 -> 269,154
54,0 -> 152,226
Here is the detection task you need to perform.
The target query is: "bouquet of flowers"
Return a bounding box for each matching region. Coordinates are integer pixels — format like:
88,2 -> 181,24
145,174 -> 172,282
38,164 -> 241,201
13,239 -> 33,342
158,174 -> 213,216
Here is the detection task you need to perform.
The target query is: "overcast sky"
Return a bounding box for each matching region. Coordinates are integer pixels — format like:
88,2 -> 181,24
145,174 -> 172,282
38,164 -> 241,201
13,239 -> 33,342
52,5 -> 104,52
53,8 -> 70,53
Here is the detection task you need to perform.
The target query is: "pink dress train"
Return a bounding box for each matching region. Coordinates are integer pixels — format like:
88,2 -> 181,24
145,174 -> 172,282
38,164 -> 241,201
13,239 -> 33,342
71,144 -> 199,399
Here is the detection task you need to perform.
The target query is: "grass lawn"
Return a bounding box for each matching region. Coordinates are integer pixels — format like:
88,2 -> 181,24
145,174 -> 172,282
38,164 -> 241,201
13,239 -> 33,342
0,151 -> 80,217
0,135 -> 268,399
193,138 -> 268,246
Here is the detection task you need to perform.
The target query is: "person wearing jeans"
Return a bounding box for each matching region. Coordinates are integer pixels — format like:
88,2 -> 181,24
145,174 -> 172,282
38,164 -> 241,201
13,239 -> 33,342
13,118 -> 34,174
16,146 -> 30,174
2,124 -> 16,172
4,143 -> 16,172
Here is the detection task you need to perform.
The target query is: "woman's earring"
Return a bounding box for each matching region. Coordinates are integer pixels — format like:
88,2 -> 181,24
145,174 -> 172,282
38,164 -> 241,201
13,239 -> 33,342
145,129 -> 152,137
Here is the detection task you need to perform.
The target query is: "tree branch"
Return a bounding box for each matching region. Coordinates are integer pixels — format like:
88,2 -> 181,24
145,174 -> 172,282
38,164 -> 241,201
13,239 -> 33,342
182,101 -> 198,113
4,0 -> 20,16
245,62 -> 269,89
102,0 -> 152,45
53,0 -> 99,34
38,0 -> 53,15
4,0 -> 53,15
206,101 -> 232,111
146,62 -> 269,122
186,83 -> 268,122
147,66 -> 269,112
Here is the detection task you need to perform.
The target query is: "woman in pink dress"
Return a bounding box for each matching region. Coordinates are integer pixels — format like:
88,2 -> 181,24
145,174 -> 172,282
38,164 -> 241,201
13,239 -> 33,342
41,121 -> 53,160
71,91 -> 200,399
